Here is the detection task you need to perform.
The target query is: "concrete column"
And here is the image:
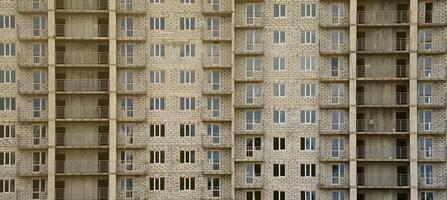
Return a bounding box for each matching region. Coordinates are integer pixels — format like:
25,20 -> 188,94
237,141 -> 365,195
348,0 -> 358,199
109,0 -> 118,199
230,0 -> 235,199
47,0 -> 56,199
409,0 -> 419,199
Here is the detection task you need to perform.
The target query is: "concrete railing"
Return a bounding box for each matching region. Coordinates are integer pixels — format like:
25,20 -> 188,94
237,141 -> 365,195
16,0 -> 48,12
55,160 -> 109,174
319,42 -> 349,53
357,92 -> 408,106
116,0 -> 146,13
55,0 -> 108,11
235,176 -> 264,188
201,159 -> 231,174
319,95 -> 349,106
117,82 -> 146,93
201,52 -> 231,68
56,106 -> 109,119
235,12 -> 265,27
55,51 -> 109,65
234,147 -> 264,161
319,68 -> 349,79
318,175 -> 349,187
319,15 -> 349,27
357,38 -> 409,52
357,65 -> 408,78
202,134 -> 231,147
55,133 -> 109,146
201,1 -> 232,13
234,96 -> 264,107
55,187 -> 108,200
56,79 -> 109,92
117,160 -> 146,173
357,173 -> 409,187
17,52 -> 48,66
357,119 -> 409,132
357,10 -> 410,24
55,24 -> 108,38
116,190 -> 146,200
357,146 -> 408,160
117,53 -> 146,67
319,149 -> 349,160
418,175 -> 447,188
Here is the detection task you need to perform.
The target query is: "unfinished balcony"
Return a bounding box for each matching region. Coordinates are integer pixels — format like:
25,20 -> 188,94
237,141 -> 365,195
418,39 -> 447,54
356,92 -> 408,107
55,160 -> 109,175
418,175 -> 447,189
202,159 -> 232,175
202,134 -> 232,149
357,10 -> 410,26
357,146 -> 408,161
55,0 -> 109,13
55,187 -> 108,200
55,133 -> 109,148
357,38 -> 409,54
357,173 -> 409,189
357,119 -> 409,134
319,15 -> 349,28
318,149 -> 349,162
116,0 -> 147,14
55,23 -> 109,40
16,0 -> 48,13
202,29 -> 232,42
418,65 -> 446,80
201,0 -> 232,15
357,65 -> 409,80
235,12 -> 264,28
418,121 -> 446,134
17,81 -> 48,94
56,51 -> 109,67
56,79 -> 109,93
418,147 -> 446,162
56,106 -> 109,121
17,108 -> 48,122
17,24 -> 48,40
418,10 -> 447,26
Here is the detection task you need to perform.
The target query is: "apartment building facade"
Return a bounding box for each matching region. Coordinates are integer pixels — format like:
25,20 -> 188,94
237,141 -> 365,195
0,0 -> 445,199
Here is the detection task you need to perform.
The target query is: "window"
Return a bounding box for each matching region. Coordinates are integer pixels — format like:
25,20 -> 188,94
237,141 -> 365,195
273,83 -> 286,97
32,98 -> 46,118
180,177 -> 195,190
418,110 -> 432,131
273,57 -> 285,71
418,83 -> 432,104
331,31 -> 345,50
419,30 -> 433,50
301,137 -> 316,151
331,3 -> 345,24
32,0 -> 40,10
246,4 -> 262,25
120,17 -> 134,37
149,17 -> 165,30
0,16 -> 15,29
207,124 -> 220,144
181,44 -> 195,57
301,4 -> 316,17
300,31 -> 316,44
119,151 -> 134,171
121,124 -> 133,144
245,84 -> 262,104
32,179 -> 45,200
180,97 -> 195,110
273,191 -> 285,200
332,111 -> 345,131
0,152 -> 15,165
207,97 -> 220,117
32,43 -> 46,63
419,137 -> 433,158
419,164 -> 433,185
0,179 -> 15,193
180,17 -> 195,30
121,44 -> 134,64
246,137 -> 262,157
120,70 -> 134,91
149,0 -> 164,3
180,70 -> 195,83
207,71 -> 220,90
150,124 -> 165,137
0,70 -> 15,83
332,164 -> 345,184
420,192 -> 433,200
207,17 -> 220,38
246,191 -> 262,200
331,84 -> 344,104
331,137 -> 344,158
330,57 -> 343,77
245,57 -> 262,77
149,97 -> 165,110
273,137 -> 285,150
300,57 -> 316,71
119,178 -> 133,199
180,0 -> 194,3
149,177 -> 165,190
332,191 -> 345,200
245,111 -> 261,130
207,151 -> 220,170
246,31 -> 262,51
273,163 -> 285,177
207,177 -> 220,197
180,150 -> 195,163
418,57 -> 433,77
207,44 -> 221,65
32,152 -> 45,172
149,70 -> 165,84
245,163 -> 262,183
150,151 -> 165,164
0,43 -> 16,56
0,97 -> 15,110
300,83 -> 316,97
273,110 -> 286,124
121,97 -> 134,117
301,191 -> 316,200
273,4 -> 286,18
180,124 -> 195,137
301,164 -> 316,177
273,31 -> 285,44
149,44 -> 165,57
0,124 -> 15,138
300,110 -> 316,124
32,16 -> 46,37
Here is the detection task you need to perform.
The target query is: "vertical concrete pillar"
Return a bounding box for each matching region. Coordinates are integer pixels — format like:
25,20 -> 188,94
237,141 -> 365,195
230,0 -> 236,199
47,0 -> 56,199
109,0 -> 118,199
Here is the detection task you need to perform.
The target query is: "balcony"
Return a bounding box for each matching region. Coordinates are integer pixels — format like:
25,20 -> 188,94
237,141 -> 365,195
418,39 -> 447,54
55,24 -> 109,39
357,38 -> 409,53
319,15 -> 349,28
202,83 -> 232,95
357,146 -> 408,161
418,121 -> 446,134
357,10 -> 410,26
234,121 -> 265,135
117,82 -> 146,94
117,54 -> 146,68
234,147 -> 264,162
117,109 -> 147,121
357,65 -> 409,80
55,133 -> 109,148
201,1 -> 232,15
16,190 -> 47,200
319,68 -> 349,81
56,79 -> 109,93
318,175 -> 349,189
234,44 -> 264,55
17,108 -> 48,122
17,82 -> 48,94
318,149 -> 349,161
16,0 -> 47,13
56,51 -> 109,66
55,188 -> 108,200
357,173 -> 409,188
56,106 -> 109,120
319,42 -> 349,55
17,24 -> 47,40
117,28 -> 146,41
357,119 -> 409,133
117,160 -> 146,175
418,11 -> 447,26
417,95 -> 445,108
202,135 -> 232,149
202,160 -> 232,175
318,123 -> 349,135
418,147 -> 446,161
16,162 -> 48,177
202,29 -> 232,42
417,66 -> 446,80
356,92 -> 409,107
202,53 -> 231,68
318,95 -> 349,108
55,160 -> 109,175
117,0 -> 146,14
234,69 -> 264,82
234,96 -> 265,108
419,175 -> 447,189
55,0 -> 109,12
234,176 -> 264,189
201,110 -> 232,122
235,12 -> 264,28
17,52 -> 48,67
117,191 -> 146,200
18,134 -> 48,149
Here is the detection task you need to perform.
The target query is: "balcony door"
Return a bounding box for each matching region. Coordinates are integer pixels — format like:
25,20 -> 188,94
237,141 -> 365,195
98,99 -> 109,118
396,112 -> 408,132
396,32 -> 407,51
98,71 -> 109,91
357,5 -> 365,24
397,193 -> 409,200
97,179 -> 108,200
55,181 -> 65,200
56,99 -> 65,119
396,85 -> 408,105
98,152 -> 109,173
98,125 -> 109,146
396,138 -> 408,159
396,59 -> 407,78
55,45 -> 65,64
246,4 -> 262,25
396,4 -> 409,23
98,18 -> 109,37
420,2 -> 433,23
55,154 -> 65,173
55,18 -> 65,37
55,126 -> 66,146
98,44 -> 109,64
357,32 -> 365,51
397,166 -> 408,186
